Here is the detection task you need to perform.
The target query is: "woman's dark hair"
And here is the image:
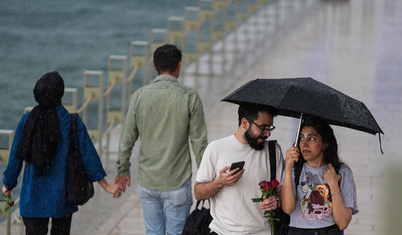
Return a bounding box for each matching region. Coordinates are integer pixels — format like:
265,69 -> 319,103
297,115 -> 343,173
237,103 -> 278,126
153,44 -> 182,74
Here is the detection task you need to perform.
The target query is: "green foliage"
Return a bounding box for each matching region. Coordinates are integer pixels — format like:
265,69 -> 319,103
2,193 -> 14,214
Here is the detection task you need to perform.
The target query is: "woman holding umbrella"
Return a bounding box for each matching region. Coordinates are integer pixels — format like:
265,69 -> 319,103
281,116 -> 359,234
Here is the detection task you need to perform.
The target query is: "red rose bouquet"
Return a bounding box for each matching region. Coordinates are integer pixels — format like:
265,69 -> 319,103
251,179 -> 280,235
2,193 -> 15,214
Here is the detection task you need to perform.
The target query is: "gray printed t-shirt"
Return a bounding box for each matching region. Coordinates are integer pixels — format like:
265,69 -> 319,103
281,163 -> 359,229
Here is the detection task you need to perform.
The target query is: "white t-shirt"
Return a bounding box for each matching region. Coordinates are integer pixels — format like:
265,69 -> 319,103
196,135 -> 284,235
283,163 -> 359,229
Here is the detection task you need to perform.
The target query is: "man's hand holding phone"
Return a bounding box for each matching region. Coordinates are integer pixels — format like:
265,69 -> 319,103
217,161 -> 245,187
229,161 -> 245,174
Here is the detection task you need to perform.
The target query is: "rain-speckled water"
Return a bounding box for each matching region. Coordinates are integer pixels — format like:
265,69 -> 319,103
0,0 -> 199,131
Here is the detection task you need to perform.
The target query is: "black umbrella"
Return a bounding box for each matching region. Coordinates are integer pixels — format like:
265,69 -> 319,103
222,77 -> 383,151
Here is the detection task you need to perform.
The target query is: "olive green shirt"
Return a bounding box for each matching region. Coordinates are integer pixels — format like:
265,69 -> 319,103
116,75 -> 208,191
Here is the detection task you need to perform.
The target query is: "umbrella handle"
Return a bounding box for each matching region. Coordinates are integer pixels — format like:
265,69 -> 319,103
294,113 -> 303,147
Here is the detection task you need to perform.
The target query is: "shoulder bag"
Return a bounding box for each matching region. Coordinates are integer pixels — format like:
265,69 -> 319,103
268,140 -> 290,235
182,199 -> 213,235
268,140 -> 304,235
65,113 -> 94,205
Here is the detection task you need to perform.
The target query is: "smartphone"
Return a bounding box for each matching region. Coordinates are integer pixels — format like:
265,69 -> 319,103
229,161 -> 245,174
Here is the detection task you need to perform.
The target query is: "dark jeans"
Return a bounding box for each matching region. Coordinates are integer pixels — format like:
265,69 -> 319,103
288,224 -> 343,235
22,214 -> 73,235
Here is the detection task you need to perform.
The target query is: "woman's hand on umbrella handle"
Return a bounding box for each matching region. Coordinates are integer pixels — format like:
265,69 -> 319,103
285,147 -> 299,170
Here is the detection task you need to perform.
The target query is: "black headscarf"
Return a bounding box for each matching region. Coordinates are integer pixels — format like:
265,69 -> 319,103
15,71 -> 65,176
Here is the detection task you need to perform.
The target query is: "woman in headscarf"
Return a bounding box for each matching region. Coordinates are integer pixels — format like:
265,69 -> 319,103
2,71 -> 123,235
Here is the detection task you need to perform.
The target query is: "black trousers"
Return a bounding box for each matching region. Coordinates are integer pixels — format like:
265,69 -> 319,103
288,224 -> 343,235
22,214 -> 73,235
210,225 -> 342,235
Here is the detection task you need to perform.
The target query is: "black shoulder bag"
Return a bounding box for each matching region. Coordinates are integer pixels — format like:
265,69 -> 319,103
269,140 -> 290,235
182,199 -> 213,235
65,113 -> 94,205
269,141 -> 303,235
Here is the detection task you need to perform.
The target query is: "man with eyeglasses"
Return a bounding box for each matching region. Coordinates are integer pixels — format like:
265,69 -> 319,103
194,103 -> 284,235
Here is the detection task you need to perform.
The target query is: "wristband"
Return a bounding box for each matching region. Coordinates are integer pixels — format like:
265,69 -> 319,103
331,191 -> 340,197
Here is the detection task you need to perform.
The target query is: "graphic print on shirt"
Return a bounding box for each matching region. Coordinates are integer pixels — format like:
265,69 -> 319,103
299,172 -> 333,221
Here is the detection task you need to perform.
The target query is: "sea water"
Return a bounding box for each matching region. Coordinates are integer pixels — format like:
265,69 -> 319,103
0,0 -> 199,131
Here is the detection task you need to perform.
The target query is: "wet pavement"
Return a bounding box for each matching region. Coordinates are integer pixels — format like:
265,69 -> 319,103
1,0 -> 402,234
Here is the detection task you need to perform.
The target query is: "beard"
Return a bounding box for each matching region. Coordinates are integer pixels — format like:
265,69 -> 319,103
244,126 -> 267,150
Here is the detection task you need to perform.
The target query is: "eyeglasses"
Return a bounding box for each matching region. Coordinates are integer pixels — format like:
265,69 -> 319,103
246,118 -> 276,135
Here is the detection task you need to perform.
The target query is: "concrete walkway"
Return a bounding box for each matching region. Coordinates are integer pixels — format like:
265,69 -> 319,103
2,0 -> 401,234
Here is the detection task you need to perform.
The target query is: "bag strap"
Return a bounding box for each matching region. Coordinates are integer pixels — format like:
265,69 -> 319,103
269,140 -> 302,191
268,140 -> 277,181
294,162 -> 302,188
69,113 -> 78,150
196,199 -> 211,209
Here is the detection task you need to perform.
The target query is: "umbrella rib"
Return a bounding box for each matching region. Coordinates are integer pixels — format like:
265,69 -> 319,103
276,85 -> 294,109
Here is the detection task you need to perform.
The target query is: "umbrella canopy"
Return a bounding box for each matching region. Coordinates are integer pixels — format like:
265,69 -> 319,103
222,77 -> 383,136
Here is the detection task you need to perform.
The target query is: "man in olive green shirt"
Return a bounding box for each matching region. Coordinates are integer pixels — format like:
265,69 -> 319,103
115,44 -> 208,235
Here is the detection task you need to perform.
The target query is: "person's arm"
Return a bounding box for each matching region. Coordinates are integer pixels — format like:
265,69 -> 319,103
324,164 -> 352,230
260,194 -> 280,211
194,166 -> 245,201
115,95 -> 139,192
3,114 -> 28,191
281,146 -> 299,214
188,92 -> 208,168
98,178 -> 124,198
2,186 -> 12,196
114,176 -> 131,193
